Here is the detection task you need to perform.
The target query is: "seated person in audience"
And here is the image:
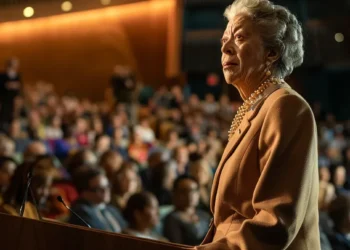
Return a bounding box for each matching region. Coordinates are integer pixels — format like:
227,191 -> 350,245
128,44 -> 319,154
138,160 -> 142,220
123,192 -> 165,241
54,126 -> 78,161
128,129 -> 149,168
188,157 -> 213,213
0,155 -> 55,219
111,163 -> 140,211
134,118 -> 155,145
327,194 -> 350,250
148,161 -> 177,206
99,150 -> 123,181
22,141 -> 48,162
0,157 -> 17,203
111,127 -> 129,160
0,134 -> 16,158
69,168 -> 126,232
45,115 -> 63,140
45,149 -> 96,220
171,145 -> 190,176
334,166 -> 349,196
93,134 -> 111,158
319,166 -> 336,211
163,175 -> 211,245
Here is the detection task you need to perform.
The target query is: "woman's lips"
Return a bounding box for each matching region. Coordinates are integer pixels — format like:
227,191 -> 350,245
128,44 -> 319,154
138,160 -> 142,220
223,62 -> 238,69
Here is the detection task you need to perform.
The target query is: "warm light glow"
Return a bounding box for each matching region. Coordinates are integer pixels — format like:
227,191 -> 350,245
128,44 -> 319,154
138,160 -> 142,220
61,1 -> 73,12
335,33 -> 344,43
101,0 -> 111,5
23,7 -> 34,18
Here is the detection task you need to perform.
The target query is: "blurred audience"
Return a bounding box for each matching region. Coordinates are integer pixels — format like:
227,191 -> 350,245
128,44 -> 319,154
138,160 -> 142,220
0,67 -> 349,249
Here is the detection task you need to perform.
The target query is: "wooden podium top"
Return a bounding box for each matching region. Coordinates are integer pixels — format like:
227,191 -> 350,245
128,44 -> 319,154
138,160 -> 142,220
0,213 -> 194,250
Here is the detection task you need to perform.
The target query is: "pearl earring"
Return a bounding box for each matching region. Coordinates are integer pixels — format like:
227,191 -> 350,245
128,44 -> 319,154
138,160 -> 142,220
266,61 -> 271,76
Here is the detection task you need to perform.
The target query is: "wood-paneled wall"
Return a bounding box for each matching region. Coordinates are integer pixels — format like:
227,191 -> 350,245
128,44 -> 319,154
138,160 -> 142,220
0,0 -> 179,101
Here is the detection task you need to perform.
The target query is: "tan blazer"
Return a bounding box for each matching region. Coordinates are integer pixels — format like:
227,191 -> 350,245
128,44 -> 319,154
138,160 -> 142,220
196,84 -> 320,250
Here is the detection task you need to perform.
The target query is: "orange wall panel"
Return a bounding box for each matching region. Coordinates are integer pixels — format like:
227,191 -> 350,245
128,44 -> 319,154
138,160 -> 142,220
0,0 -> 177,100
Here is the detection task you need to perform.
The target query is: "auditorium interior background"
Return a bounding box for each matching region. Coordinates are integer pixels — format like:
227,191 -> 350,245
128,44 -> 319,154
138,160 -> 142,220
0,0 -> 349,249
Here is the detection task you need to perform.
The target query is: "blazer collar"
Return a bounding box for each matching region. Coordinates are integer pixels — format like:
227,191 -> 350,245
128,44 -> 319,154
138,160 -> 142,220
210,83 -> 286,214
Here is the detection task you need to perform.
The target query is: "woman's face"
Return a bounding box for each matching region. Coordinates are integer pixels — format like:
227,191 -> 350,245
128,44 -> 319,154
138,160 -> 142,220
221,14 -> 268,86
175,179 -> 200,209
118,169 -> 139,195
139,196 -> 159,229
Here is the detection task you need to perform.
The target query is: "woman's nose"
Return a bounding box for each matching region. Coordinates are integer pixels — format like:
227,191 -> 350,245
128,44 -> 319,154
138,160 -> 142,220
221,41 -> 234,55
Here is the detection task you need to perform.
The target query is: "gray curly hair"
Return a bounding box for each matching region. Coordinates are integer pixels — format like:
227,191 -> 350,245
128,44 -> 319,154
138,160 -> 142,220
224,0 -> 304,78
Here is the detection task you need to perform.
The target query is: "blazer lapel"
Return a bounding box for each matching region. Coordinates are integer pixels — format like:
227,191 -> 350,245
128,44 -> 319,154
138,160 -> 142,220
209,116 -> 252,213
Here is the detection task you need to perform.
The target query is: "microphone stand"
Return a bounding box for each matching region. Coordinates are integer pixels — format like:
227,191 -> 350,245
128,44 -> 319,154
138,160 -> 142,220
19,168 -> 33,217
19,166 -> 43,220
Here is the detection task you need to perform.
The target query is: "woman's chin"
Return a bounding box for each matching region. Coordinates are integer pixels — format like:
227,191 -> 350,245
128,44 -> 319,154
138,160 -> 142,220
223,71 -> 239,86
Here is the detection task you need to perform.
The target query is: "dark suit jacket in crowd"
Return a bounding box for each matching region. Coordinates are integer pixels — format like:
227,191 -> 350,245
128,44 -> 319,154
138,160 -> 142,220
68,198 -> 127,233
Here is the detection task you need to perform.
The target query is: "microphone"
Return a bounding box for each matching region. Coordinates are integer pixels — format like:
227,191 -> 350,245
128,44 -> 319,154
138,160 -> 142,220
56,196 -> 91,228
19,165 -> 35,216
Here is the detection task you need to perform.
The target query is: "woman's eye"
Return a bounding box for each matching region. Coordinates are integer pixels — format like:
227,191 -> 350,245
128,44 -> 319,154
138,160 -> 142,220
235,35 -> 244,41
221,38 -> 228,45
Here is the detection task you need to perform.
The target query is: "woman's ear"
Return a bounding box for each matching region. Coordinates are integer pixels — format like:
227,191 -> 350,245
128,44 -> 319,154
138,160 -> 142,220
266,49 -> 280,63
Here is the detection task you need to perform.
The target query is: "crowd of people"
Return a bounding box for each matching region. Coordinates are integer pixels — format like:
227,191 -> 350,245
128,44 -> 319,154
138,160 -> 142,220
0,64 -> 349,249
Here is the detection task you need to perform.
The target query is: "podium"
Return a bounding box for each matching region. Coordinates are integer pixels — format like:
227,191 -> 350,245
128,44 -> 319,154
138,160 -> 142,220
0,213 -> 193,250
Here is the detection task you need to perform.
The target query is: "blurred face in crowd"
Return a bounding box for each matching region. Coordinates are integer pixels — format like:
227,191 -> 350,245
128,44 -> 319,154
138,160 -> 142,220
84,150 -> 98,166
164,164 -> 177,190
319,167 -> 331,182
219,95 -> 230,106
113,128 -> 124,142
112,115 -> 123,128
85,174 -> 111,204
101,152 -> 123,179
174,178 -> 200,210
29,110 -> 41,127
189,160 -> 211,186
205,94 -> 215,103
175,146 -> 189,164
115,168 -> 139,196
221,14 -> 270,88
334,166 -> 346,187
52,116 -> 62,128
168,130 -> 179,142
135,195 -> 160,229
189,94 -> 200,107
92,118 -> 103,134
140,119 -> 150,128
76,118 -> 88,133
96,135 -> 111,154
10,119 -> 21,137
0,160 -> 17,193
47,95 -> 58,108
23,142 -> 47,162
0,137 -> 15,157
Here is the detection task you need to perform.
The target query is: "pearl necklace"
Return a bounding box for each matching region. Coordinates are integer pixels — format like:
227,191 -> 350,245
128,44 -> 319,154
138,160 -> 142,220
228,77 -> 283,140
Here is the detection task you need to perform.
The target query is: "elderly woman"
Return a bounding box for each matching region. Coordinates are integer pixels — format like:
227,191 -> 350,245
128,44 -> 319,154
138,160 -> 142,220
196,0 -> 320,250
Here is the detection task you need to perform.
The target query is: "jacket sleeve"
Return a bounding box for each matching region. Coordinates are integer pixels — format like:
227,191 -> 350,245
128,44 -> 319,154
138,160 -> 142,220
196,94 -> 318,250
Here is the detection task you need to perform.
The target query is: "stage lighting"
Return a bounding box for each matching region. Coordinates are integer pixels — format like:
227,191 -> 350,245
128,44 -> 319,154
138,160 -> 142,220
61,1 -> 73,12
335,33 -> 344,43
23,7 -> 34,18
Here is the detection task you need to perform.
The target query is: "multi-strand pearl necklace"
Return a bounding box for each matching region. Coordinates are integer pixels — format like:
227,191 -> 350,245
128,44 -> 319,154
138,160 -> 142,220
228,76 -> 283,140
